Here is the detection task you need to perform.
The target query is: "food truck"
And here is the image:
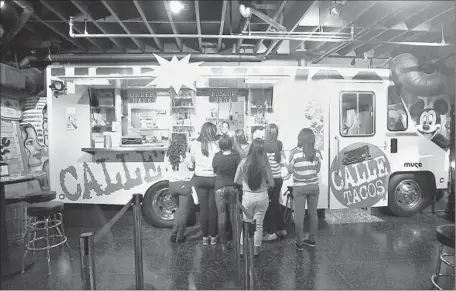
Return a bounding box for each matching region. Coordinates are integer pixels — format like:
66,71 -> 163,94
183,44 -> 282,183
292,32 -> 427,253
44,55 -> 453,227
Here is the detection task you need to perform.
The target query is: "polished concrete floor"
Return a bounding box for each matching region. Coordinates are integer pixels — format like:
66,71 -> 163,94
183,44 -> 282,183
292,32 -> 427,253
1,206 -> 454,290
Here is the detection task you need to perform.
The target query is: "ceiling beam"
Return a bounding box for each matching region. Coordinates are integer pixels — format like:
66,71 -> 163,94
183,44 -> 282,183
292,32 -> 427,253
265,0 -> 321,57
253,0 -> 287,53
217,0 -> 228,51
194,0 -> 202,52
1,1 -> 34,51
371,5 -> 454,58
70,0 -> 125,51
132,0 -> 163,50
311,1 -> 408,64
306,1 -> 377,56
374,9 -> 455,58
40,0 -> 104,51
101,0 -> 145,51
163,1 -> 183,52
347,3 -> 431,56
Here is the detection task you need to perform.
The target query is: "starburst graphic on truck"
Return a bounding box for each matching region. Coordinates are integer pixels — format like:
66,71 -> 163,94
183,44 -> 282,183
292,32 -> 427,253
145,54 -> 203,93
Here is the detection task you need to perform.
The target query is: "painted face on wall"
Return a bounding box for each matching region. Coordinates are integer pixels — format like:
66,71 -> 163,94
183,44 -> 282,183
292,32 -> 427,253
22,125 -> 44,169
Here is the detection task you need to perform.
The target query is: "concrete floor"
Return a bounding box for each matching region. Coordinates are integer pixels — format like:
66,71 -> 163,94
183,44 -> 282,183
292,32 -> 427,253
1,206 -> 454,290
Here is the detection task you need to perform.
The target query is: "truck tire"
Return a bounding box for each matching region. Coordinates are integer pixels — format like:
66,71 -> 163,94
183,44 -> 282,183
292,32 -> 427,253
388,173 -> 432,217
142,181 -> 196,228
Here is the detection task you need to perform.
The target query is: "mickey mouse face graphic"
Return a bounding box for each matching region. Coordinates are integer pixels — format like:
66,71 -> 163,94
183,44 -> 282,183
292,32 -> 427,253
410,97 -> 449,141
417,109 -> 441,139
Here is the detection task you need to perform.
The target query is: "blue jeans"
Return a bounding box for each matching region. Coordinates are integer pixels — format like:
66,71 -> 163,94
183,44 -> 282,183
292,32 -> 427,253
170,181 -> 192,237
293,186 -> 319,242
215,186 -> 236,245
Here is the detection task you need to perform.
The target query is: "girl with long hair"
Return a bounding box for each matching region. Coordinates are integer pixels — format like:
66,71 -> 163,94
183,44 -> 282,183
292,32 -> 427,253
164,134 -> 193,243
233,129 -> 249,159
212,134 -> 241,251
234,138 -> 274,256
263,123 -> 288,241
190,122 -> 220,245
288,128 -> 322,250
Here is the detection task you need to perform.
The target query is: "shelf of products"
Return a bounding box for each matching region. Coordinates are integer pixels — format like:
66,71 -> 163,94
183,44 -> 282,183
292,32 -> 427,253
171,90 -> 196,142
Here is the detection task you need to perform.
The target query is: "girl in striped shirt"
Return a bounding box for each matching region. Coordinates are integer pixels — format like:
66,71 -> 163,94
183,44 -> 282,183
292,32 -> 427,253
263,123 -> 288,241
288,128 -> 322,250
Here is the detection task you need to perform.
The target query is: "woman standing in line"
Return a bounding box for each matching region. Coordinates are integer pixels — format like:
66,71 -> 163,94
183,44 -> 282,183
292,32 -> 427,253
263,123 -> 288,241
212,134 -> 241,251
288,128 -> 322,250
234,138 -> 274,257
233,129 -> 250,159
164,134 -> 193,243
191,122 -> 220,245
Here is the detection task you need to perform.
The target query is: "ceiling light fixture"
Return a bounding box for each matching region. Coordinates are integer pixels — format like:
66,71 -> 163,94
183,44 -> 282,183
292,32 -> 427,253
350,58 -> 356,66
169,1 -> 184,14
239,4 -> 252,18
0,1 -> 5,8
330,0 -> 347,18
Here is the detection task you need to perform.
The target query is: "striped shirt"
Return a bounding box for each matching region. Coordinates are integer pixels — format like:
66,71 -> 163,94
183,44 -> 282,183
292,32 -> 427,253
265,140 -> 283,178
288,147 -> 322,187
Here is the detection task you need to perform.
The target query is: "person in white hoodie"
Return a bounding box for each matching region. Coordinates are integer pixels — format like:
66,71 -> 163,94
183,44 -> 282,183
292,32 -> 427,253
190,122 -> 220,245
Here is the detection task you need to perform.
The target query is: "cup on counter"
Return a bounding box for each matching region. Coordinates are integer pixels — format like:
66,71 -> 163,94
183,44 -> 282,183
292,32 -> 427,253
104,134 -> 112,148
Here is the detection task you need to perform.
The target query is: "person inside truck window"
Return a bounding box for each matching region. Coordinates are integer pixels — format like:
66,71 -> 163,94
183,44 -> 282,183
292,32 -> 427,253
21,123 -> 44,173
164,133 -> 193,243
190,122 -> 219,246
288,128 -> 321,250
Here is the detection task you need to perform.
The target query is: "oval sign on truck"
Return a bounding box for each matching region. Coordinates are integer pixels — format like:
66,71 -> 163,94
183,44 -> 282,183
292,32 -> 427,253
330,142 -> 391,208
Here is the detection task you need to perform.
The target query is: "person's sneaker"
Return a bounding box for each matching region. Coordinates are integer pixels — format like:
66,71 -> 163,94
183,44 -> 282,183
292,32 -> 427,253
210,236 -> 217,245
170,233 -> 177,243
262,233 -> 278,241
202,237 -> 209,246
295,242 -> 303,251
177,235 -> 186,243
276,230 -> 287,238
302,239 -> 316,247
221,244 -> 228,251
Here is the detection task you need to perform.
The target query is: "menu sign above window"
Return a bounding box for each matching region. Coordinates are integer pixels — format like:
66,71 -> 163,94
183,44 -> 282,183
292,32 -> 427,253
208,89 -> 238,103
123,89 -> 158,103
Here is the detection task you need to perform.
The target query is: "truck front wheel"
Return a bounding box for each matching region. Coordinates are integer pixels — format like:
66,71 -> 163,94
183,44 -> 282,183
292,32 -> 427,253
388,173 -> 432,217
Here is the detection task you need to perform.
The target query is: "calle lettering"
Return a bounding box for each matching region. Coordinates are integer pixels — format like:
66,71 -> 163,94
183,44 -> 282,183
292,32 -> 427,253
59,152 -> 163,201
330,143 -> 391,208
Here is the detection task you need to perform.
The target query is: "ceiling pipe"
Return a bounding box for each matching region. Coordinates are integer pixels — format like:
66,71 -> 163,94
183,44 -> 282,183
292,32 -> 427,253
28,52 -> 391,64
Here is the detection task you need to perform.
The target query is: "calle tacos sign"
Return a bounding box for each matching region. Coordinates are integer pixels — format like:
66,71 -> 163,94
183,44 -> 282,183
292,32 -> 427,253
330,143 -> 391,208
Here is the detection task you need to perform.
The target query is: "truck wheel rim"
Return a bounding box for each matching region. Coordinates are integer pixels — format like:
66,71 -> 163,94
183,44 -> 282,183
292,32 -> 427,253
152,188 -> 177,221
395,180 -> 422,210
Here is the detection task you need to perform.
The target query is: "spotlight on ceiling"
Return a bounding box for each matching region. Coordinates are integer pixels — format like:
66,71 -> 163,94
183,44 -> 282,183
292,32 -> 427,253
239,4 -> 252,18
330,0 -> 346,17
351,58 -> 356,66
0,1 -> 5,8
169,1 -> 184,14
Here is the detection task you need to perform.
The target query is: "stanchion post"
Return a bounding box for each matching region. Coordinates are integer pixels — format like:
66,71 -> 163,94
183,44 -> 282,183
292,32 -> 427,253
79,232 -> 96,290
133,194 -> 144,290
230,191 -> 241,286
242,221 -> 251,290
248,220 -> 256,290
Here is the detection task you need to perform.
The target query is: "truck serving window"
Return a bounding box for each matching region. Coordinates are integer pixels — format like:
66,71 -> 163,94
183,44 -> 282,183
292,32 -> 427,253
340,92 -> 375,137
387,86 -> 408,131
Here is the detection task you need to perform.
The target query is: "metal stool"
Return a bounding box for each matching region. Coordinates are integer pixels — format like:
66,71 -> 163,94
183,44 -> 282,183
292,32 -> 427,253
22,201 -> 72,275
283,186 -> 294,224
23,191 -> 57,204
431,224 -> 455,290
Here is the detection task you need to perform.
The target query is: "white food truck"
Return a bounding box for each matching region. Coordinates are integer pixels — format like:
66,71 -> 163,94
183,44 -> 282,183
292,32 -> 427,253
43,56 -> 453,227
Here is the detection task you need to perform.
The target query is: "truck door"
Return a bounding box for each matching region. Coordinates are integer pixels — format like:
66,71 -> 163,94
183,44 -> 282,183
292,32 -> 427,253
329,82 -> 390,210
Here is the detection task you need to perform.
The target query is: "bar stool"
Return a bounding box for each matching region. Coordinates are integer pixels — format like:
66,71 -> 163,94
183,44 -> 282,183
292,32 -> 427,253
431,224 -> 455,290
22,201 -> 72,275
24,191 -> 57,204
283,186 -> 295,224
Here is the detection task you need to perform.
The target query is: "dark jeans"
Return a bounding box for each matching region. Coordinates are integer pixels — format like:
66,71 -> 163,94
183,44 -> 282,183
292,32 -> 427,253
215,186 -> 236,245
170,181 -> 192,237
193,175 -> 217,237
265,178 -> 285,234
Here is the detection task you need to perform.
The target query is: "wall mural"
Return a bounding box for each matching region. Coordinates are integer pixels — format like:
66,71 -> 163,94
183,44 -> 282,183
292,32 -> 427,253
21,96 -> 49,183
390,53 -> 454,149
